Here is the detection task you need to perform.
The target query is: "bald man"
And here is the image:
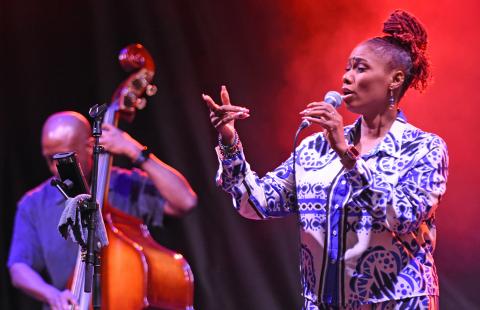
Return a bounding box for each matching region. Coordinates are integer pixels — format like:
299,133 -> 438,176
8,111 -> 197,310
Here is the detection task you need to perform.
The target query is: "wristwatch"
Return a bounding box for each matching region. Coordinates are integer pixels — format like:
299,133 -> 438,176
341,145 -> 360,161
133,146 -> 151,166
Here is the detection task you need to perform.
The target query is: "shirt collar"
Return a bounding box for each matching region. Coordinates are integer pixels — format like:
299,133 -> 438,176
346,110 -> 407,159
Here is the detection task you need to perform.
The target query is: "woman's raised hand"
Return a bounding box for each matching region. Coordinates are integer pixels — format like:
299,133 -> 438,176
202,85 -> 250,145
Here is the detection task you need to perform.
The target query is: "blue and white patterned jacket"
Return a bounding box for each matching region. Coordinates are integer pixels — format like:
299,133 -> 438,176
216,112 -> 448,307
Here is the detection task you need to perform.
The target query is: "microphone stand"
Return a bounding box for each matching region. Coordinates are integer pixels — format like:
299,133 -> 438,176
85,103 -> 108,310
292,120 -> 309,211
292,120 -> 307,301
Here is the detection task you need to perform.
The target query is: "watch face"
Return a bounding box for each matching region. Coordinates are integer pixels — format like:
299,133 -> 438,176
344,146 -> 359,160
350,146 -> 360,157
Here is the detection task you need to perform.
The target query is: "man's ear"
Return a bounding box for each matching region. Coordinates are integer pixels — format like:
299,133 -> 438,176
86,137 -> 94,156
390,70 -> 405,90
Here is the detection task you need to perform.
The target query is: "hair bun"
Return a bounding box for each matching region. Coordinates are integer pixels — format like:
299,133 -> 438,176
383,10 -> 430,92
383,10 -> 427,51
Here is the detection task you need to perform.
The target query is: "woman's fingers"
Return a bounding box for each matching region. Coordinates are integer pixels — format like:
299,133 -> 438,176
304,102 -> 337,116
301,102 -> 341,130
300,114 -> 327,129
300,109 -> 335,121
301,104 -> 335,115
301,116 -> 331,127
203,86 -> 250,134
220,85 -> 231,105
307,101 -> 336,109
202,94 -> 219,110
211,109 -> 249,121
218,105 -> 249,114
301,101 -> 340,129
212,112 -> 250,128
203,93 -> 249,115
301,101 -> 347,154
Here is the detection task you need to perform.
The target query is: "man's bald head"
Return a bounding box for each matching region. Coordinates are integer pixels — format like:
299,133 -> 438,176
41,111 -> 93,179
41,111 -> 91,145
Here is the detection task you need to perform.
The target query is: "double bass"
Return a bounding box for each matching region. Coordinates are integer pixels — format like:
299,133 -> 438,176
69,44 -> 194,309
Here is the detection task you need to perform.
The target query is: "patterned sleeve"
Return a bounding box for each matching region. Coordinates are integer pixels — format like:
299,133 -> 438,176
344,135 -> 449,234
7,199 -> 45,271
215,146 -> 297,220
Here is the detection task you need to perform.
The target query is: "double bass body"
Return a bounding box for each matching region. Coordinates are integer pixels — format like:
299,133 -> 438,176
102,205 -> 194,309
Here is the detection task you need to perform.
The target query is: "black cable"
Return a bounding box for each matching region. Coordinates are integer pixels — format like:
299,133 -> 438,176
292,120 -> 309,304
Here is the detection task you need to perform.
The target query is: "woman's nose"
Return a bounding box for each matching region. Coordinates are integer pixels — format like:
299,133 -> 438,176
343,70 -> 353,85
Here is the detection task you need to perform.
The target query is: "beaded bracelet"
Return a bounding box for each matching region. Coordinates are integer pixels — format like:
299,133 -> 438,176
218,130 -> 241,158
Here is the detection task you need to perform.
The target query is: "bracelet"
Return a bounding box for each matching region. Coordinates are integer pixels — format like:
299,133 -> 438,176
132,146 -> 151,166
218,130 -> 241,158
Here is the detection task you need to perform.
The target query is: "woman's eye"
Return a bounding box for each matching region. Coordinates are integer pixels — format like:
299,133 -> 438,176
345,66 -> 352,72
357,66 -> 367,72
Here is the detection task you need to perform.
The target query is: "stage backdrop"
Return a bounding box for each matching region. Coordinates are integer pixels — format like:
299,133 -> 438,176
1,0 -> 478,309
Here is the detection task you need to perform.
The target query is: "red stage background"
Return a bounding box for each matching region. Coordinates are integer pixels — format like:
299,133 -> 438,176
0,0 -> 478,309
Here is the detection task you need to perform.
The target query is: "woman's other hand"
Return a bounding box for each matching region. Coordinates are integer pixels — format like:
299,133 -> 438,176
202,85 -> 250,145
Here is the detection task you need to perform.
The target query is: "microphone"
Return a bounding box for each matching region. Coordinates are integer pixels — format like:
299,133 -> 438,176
292,90 -> 342,210
299,91 -> 343,130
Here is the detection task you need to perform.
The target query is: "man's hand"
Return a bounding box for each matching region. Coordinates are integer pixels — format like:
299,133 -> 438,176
99,123 -> 144,161
45,287 -> 78,310
9,263 -> 78,310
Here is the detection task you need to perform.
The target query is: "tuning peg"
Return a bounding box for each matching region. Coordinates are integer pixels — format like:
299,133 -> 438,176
146,84 -> 157,97
124,92 -> 137,107
136,98 -> 147,110
132,77 -> 148,90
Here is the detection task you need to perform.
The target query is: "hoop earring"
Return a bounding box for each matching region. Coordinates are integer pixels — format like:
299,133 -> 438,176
389,88 -> 395,108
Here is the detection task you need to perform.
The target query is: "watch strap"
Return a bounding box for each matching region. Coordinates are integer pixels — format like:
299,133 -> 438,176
133,146 -> 151,166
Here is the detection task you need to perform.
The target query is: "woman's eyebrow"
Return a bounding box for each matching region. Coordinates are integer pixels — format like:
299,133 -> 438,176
349,56 -> 368,65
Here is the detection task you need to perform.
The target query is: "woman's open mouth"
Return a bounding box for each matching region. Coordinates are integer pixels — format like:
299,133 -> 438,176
342,88 -> 355,101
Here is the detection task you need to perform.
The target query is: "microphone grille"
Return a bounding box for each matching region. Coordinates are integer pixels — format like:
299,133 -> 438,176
324,91 -> 342,108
